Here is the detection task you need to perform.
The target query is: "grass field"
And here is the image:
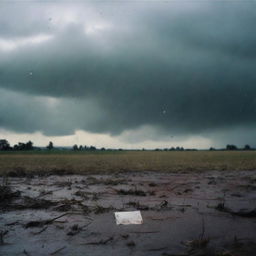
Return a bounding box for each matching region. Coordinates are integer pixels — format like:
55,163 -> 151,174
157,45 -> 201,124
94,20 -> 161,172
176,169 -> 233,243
0,150 -> 256,176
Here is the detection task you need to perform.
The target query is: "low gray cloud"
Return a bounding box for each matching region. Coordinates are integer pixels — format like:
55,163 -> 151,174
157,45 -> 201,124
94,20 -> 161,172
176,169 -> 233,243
0,1 -> 256,145
0,88 -> 105,136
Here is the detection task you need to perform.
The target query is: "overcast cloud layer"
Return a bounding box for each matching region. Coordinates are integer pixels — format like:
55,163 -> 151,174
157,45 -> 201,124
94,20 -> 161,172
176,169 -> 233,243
0,1 -> 256,147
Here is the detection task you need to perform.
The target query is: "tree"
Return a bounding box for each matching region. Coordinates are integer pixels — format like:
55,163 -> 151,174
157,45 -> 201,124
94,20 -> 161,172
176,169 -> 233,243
89,146 -> 96,151
0,139 -> 10,151
79,145 -> 83,151
244,144 -> 251,150
73,144 -> 78,151
226,144 -> 237,150
25,141 -> 33,150
17,142 -> 26,150
13,144 -> 19,150
47,141 -> 54,150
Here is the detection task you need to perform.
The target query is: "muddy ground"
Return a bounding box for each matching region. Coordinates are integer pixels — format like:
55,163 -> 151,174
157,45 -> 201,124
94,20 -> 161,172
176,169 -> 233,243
0,170 -> 256,256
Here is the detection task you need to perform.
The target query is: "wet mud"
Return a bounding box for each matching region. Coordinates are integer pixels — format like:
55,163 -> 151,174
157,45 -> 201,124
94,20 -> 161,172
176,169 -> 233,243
0,170 -> 256,256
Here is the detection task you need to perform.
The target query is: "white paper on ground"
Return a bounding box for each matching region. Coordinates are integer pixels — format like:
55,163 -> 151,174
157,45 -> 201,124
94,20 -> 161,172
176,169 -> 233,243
114,211 -> 143,225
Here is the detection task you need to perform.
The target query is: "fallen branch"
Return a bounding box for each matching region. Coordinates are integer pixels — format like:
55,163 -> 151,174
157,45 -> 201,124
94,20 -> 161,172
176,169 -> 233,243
32,226 -> 48,235
82,236 -> 113,245
25,213 -> 68,228
50,246 -> 66,255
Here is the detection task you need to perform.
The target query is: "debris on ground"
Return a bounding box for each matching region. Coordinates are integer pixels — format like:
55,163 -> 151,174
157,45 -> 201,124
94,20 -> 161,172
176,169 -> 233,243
126,241 -> 136,247
116,189 -> 147,196
115,211 -> 143,225
49,246 -> 66,255
24,213 -> 68,228
82,236 -> 114,245
66,224 -> 82,236
0,185 -> 20,205
0,230 -> 8,245
16,197 -> 57,210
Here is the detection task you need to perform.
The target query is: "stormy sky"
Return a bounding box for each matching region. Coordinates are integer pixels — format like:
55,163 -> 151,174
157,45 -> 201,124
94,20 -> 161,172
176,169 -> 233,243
0,0 -> 256,148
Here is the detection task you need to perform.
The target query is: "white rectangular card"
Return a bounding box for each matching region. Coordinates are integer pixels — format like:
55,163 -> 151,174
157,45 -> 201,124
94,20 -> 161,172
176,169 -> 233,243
114,211 -> 143,225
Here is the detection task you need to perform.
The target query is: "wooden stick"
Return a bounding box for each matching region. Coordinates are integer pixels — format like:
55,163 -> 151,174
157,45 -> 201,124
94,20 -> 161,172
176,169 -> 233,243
45,213 -> 68,225
32,226 -> 48,235
50,246 -> 66,255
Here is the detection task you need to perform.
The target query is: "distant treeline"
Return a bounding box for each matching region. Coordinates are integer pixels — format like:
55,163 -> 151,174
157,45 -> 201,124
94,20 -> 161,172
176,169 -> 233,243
0,139 -> 255,152
0,139 -> 34,151
0,139 -> 108,152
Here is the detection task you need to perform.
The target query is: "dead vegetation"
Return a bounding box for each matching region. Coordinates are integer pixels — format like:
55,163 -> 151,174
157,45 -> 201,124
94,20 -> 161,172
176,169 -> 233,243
53,198 -> 83,212
82,236 -> 114,245
148,182 -> 157,187
0,230 -> 8,245
24,213 -> 69,228
54,203 -> 73,212
126,201 -> 150,210
66,224 -> 83,236
49,246 -> 67,255
93,205 -> 114,214
86,176 -> 126,186
126,241 -> 136,247
125,200 -> 169,211
183,218 -> 210,255
0,185 -> 20,205
15,197 -> 57,210
74,190 -> 90,199
0,188 -> 58,211
116,188 -> 147,196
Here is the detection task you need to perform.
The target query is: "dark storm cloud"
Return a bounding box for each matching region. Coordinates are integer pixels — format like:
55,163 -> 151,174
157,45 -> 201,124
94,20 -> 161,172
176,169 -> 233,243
0,88 -> 104,135
0,1 -> 256,139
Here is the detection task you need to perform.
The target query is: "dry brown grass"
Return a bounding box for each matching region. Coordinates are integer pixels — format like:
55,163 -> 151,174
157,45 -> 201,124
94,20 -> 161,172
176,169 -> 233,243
0,151 -> 256,176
